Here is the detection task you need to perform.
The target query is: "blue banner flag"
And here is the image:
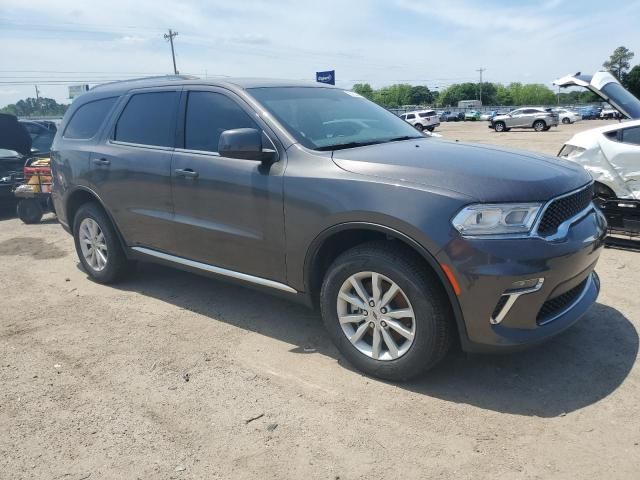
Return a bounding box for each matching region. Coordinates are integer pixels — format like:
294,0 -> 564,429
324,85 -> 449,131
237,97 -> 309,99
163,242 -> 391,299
316,70 -> 335,85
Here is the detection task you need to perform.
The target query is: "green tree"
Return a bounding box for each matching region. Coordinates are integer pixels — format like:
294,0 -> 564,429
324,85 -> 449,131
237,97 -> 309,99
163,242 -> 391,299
408,85 -> 433,105
372,83 -> 413,108
437,82 -> 478,106
1,97 -> 69,116
352,83 -> 374,100
495,84 -> 514,105
624,64 -> 640,99
603,46 -> 635,81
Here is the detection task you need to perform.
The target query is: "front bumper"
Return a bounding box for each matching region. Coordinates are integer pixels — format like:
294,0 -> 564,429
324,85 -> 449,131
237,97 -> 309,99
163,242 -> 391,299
438,206 -> 607,352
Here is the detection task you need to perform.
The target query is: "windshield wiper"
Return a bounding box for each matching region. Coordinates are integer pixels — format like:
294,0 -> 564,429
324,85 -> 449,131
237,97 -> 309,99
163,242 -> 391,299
385,135 -> 422,142
315,140 -> 384,151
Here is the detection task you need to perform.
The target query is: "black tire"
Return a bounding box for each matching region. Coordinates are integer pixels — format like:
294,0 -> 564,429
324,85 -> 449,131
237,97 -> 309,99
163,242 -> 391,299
73,202 -> 131,284
562,117 -> 571,124
494,121 -> 506,132
17,198 -> 43,224
426,126 -> 435,132
543,126 -> 551,131
320,242 -> 453,381
414,123 -> 424,131
533,120 -> 546,132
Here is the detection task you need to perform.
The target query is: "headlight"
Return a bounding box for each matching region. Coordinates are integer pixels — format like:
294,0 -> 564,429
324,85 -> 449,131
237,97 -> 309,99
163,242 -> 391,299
558,144 -> 586,159
452,203 -> 542,236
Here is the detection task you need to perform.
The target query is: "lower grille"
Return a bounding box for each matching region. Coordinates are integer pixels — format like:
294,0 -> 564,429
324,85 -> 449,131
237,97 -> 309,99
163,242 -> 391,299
536,278 -> 588,325
537,184 -> 594,237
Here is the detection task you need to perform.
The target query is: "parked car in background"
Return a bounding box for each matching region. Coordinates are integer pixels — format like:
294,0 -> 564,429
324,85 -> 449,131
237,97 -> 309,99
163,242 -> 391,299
554,108 -> 582,124
52,76 -> 605,380
0,114 -> 30,208
399,109 -> 440,131
490,107 -> 559,132
439,111 -> 463,122
19,120 -> 56,153
600,108 -> 621,120
575,106 -> 601,120
464,110 -> 481,121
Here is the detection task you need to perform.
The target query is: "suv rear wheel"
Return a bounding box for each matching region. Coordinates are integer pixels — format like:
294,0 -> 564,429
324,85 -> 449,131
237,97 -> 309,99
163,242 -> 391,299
320,242 -> 453,380
73,203 -> 131,284
533,120 -> 546,132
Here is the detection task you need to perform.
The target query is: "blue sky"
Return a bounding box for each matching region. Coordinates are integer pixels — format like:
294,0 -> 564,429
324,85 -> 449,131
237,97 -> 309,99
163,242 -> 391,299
1,0 -> 640,106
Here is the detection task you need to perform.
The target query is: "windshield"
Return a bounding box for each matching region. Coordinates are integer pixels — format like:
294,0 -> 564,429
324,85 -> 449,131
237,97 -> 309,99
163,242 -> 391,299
247,87 -> 423,150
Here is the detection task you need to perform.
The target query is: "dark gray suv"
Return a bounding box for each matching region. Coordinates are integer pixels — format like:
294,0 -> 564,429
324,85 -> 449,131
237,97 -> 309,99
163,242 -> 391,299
51,76 -> 607,380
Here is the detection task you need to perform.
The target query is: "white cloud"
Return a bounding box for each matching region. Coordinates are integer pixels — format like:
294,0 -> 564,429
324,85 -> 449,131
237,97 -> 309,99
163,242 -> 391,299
1,0 -> 640,105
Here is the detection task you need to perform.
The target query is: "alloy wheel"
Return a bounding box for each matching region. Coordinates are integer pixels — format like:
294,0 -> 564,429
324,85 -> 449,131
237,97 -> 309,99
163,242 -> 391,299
336,271 -> 416,361
79,218 -> 108,271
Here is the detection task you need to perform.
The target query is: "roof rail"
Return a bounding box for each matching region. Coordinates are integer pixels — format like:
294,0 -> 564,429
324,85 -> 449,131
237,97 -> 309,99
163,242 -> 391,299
91,74 -> 199,90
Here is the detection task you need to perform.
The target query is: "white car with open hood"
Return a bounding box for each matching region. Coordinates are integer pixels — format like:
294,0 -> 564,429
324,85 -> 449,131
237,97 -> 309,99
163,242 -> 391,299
555,71 -> 640,235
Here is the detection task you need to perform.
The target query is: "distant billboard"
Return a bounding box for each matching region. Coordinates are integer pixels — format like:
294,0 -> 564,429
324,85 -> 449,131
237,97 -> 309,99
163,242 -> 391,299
316,70 -> 335,85
68,84 -> 90,99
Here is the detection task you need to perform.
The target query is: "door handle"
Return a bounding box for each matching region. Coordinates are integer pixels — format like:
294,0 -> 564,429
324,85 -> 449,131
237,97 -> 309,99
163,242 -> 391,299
175,168 -> 199,179
92,158 -> 110,166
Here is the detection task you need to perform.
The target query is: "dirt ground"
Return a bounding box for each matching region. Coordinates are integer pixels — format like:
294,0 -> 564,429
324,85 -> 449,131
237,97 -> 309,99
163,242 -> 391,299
1,119 -> 639,480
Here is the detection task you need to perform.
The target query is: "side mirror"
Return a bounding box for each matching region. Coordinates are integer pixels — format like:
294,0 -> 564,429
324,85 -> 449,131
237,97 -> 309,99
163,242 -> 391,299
218,128 -> 276,162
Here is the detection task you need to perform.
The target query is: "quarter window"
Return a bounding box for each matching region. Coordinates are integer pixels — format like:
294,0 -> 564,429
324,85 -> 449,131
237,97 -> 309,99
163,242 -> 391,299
114,92 -> 179,147
64,97 -> 117,139
621,126 -> 640,146
184,91 -> 257,152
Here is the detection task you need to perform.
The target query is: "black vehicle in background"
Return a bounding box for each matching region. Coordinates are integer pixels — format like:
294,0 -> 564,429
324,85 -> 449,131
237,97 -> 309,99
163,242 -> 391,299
0,114 -> 30,210
20,120 -> 57,154
0,114 -> 56,221
439,111 -> 463,122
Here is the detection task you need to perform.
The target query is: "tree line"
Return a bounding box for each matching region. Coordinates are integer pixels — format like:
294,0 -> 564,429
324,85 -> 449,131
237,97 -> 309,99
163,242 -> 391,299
352,81 -> 600,109
354,46 -> 640,109
1,97 -> 69,117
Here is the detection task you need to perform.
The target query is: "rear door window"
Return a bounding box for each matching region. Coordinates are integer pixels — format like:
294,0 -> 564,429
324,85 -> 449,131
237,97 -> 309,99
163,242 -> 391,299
184,91 -> 258,153
64,97 -> 117,139
114,91 -> 180,147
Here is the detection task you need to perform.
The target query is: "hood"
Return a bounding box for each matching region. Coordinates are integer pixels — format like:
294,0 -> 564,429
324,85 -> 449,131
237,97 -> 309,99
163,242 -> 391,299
331,138 -> 591,202
0,113 -> 31,155
553,71 -> 640,120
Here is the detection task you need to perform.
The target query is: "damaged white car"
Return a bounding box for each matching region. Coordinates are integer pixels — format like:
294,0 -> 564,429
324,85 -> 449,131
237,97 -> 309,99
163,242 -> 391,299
559,120 -> 640,200
555,71 -> 640,235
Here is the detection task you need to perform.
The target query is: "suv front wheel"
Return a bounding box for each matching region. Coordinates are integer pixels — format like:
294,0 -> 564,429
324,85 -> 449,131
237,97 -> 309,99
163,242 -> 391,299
73,203 -> 132,284
533,120 -> 547,132
320,242 -> 453,380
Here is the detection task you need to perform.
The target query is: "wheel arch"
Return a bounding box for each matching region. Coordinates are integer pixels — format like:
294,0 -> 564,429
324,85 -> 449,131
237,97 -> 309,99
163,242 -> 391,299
65,186 -> 129,254
303,222 -> 468,345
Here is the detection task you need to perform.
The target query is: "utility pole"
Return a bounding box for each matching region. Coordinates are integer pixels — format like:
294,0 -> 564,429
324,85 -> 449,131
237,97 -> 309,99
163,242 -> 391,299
476,68 -> 485,105
164,29 -> 179,74
34,85 -> 40,100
